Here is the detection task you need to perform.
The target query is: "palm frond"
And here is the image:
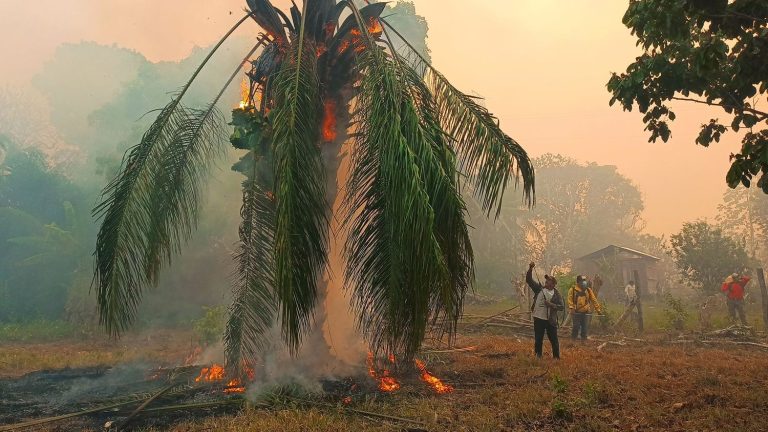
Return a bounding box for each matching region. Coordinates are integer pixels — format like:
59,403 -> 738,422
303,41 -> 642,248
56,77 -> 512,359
270,23 -> 329,353
92,14 -> 261,336
143,104 -> 228,281
224,167 -> 277,371
93,102 -> 189,335
425,68 -> 535,216
343,9 -> 450,359
401,65 -> 474,341
367,13 -> 535,215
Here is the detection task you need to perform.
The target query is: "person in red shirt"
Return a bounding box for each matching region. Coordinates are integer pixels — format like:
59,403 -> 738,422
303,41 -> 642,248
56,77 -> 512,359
721,273 -> 751,326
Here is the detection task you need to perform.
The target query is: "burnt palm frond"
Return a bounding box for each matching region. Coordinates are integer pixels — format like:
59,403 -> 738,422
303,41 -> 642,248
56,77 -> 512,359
270,9 -> 329,353
246,0 -> 286,41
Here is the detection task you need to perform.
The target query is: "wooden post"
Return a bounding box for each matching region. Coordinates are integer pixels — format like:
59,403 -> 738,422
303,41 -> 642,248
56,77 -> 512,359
757,268 -> 768,330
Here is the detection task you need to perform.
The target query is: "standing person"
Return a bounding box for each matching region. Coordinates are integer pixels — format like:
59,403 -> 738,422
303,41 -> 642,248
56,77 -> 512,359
623,280 -> 644,331
568,275 -> 602,341
625,281 -> 638,306
721,273 -> 751,326
526,262 -> 564,359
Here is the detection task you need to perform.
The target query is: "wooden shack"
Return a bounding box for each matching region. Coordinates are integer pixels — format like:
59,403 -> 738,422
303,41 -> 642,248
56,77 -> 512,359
574,245 -> 661,300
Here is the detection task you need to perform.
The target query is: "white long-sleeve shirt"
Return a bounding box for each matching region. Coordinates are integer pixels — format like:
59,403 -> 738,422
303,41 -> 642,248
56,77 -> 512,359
532,288 -> 555,320
625,284 -> 637,302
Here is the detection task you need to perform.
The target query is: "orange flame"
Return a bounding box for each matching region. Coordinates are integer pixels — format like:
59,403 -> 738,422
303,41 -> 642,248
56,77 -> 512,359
224,378 -> 246,394
414,359 -> 453,394
367,17 -> 383,36
322,100 -> 337,142
239,77 -> 251,110
367,352 -> 400,392
195,364 -> 225,383
194,363 -> 251,394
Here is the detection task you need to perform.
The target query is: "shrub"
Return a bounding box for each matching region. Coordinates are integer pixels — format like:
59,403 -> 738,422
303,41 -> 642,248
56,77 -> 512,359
192,306 -> 226,346
663,293 -> 689,331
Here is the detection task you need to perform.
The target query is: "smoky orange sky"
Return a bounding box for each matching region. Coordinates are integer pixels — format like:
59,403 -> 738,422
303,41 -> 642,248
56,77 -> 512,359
0,0 -> 743,236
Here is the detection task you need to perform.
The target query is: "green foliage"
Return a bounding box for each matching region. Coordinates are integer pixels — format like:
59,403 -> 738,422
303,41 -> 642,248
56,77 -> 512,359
580,382 -> 608,408
595,303 -> 615,331
663,293 -> 689,331
608,0 -> 768,192
270,34 -> 328,354
669,221 -> 753,293
717,186 -> 768,264
0,320 -> 78,342
550,398 -> 573,421
0,137 -> 91,323
193,306 -> 227,346
551,373 -> 569,394
94,1 -> 534,365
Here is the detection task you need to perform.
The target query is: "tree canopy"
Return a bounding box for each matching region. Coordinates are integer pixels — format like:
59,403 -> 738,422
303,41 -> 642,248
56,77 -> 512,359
608,0 -> 768,192
669,220 -> 752,294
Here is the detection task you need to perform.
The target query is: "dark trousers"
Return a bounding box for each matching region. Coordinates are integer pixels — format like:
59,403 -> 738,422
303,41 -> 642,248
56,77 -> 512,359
534,317 -> 560,358
727,300 -> 747,325
571,312 -> 589,340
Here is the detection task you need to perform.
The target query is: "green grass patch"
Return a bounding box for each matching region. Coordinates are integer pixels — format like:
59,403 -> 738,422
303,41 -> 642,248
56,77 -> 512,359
0,320 -> 80,342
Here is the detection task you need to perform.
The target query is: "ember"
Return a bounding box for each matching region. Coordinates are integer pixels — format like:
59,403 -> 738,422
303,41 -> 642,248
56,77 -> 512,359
414,359 -> 453,394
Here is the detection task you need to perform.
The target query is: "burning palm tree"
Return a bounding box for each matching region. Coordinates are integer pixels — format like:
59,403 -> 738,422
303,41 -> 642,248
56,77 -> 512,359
93,0 -> 534,369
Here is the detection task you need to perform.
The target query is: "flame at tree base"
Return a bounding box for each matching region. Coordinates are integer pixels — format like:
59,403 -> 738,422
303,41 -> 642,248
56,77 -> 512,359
367,352 -> 400,392
194,363 -> 253,394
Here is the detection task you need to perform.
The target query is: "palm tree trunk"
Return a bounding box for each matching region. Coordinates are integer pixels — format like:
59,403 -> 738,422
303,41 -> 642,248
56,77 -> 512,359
300,91 -> 364,367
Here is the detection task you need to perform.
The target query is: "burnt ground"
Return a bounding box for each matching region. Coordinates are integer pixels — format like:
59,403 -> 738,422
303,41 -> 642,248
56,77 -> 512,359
1,329 -> 768,431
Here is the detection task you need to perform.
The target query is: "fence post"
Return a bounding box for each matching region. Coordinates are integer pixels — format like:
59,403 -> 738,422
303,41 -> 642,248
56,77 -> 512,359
757,268 -> 768,330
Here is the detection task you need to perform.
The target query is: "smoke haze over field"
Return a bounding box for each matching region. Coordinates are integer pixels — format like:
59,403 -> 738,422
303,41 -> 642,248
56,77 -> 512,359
0,0 -> 746,236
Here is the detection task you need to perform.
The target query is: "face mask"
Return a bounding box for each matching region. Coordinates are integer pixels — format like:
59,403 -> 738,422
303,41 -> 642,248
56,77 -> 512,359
579,281 -> 588,289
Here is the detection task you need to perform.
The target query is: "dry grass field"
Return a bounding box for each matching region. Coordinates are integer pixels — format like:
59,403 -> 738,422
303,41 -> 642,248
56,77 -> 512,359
2,322 -> 768,432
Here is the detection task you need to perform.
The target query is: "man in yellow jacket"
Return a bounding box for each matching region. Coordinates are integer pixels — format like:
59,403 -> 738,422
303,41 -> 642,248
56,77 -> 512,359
568,275 -> 602,341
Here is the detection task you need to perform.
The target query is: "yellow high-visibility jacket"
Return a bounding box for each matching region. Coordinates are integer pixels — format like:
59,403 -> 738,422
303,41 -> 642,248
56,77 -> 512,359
567,285 -> 602,314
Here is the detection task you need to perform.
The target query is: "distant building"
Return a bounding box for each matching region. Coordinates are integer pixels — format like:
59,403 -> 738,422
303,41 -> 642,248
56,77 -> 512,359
574,245 -> 661,299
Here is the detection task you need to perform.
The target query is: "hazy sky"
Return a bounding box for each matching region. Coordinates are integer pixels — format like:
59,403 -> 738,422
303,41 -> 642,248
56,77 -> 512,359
0,0 -> 744,235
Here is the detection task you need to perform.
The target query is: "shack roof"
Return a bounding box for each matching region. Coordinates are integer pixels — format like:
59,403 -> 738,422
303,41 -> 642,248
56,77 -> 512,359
576,245 -> 660,262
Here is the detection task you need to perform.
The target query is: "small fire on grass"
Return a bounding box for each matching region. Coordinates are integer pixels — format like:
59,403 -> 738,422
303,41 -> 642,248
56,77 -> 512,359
194,363 -> 254,394
367,352 -> 400,392
414,359 -> 453,394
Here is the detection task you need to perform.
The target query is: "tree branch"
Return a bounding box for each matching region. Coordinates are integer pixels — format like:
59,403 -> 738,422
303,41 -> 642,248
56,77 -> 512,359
671,96 -> 768,121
